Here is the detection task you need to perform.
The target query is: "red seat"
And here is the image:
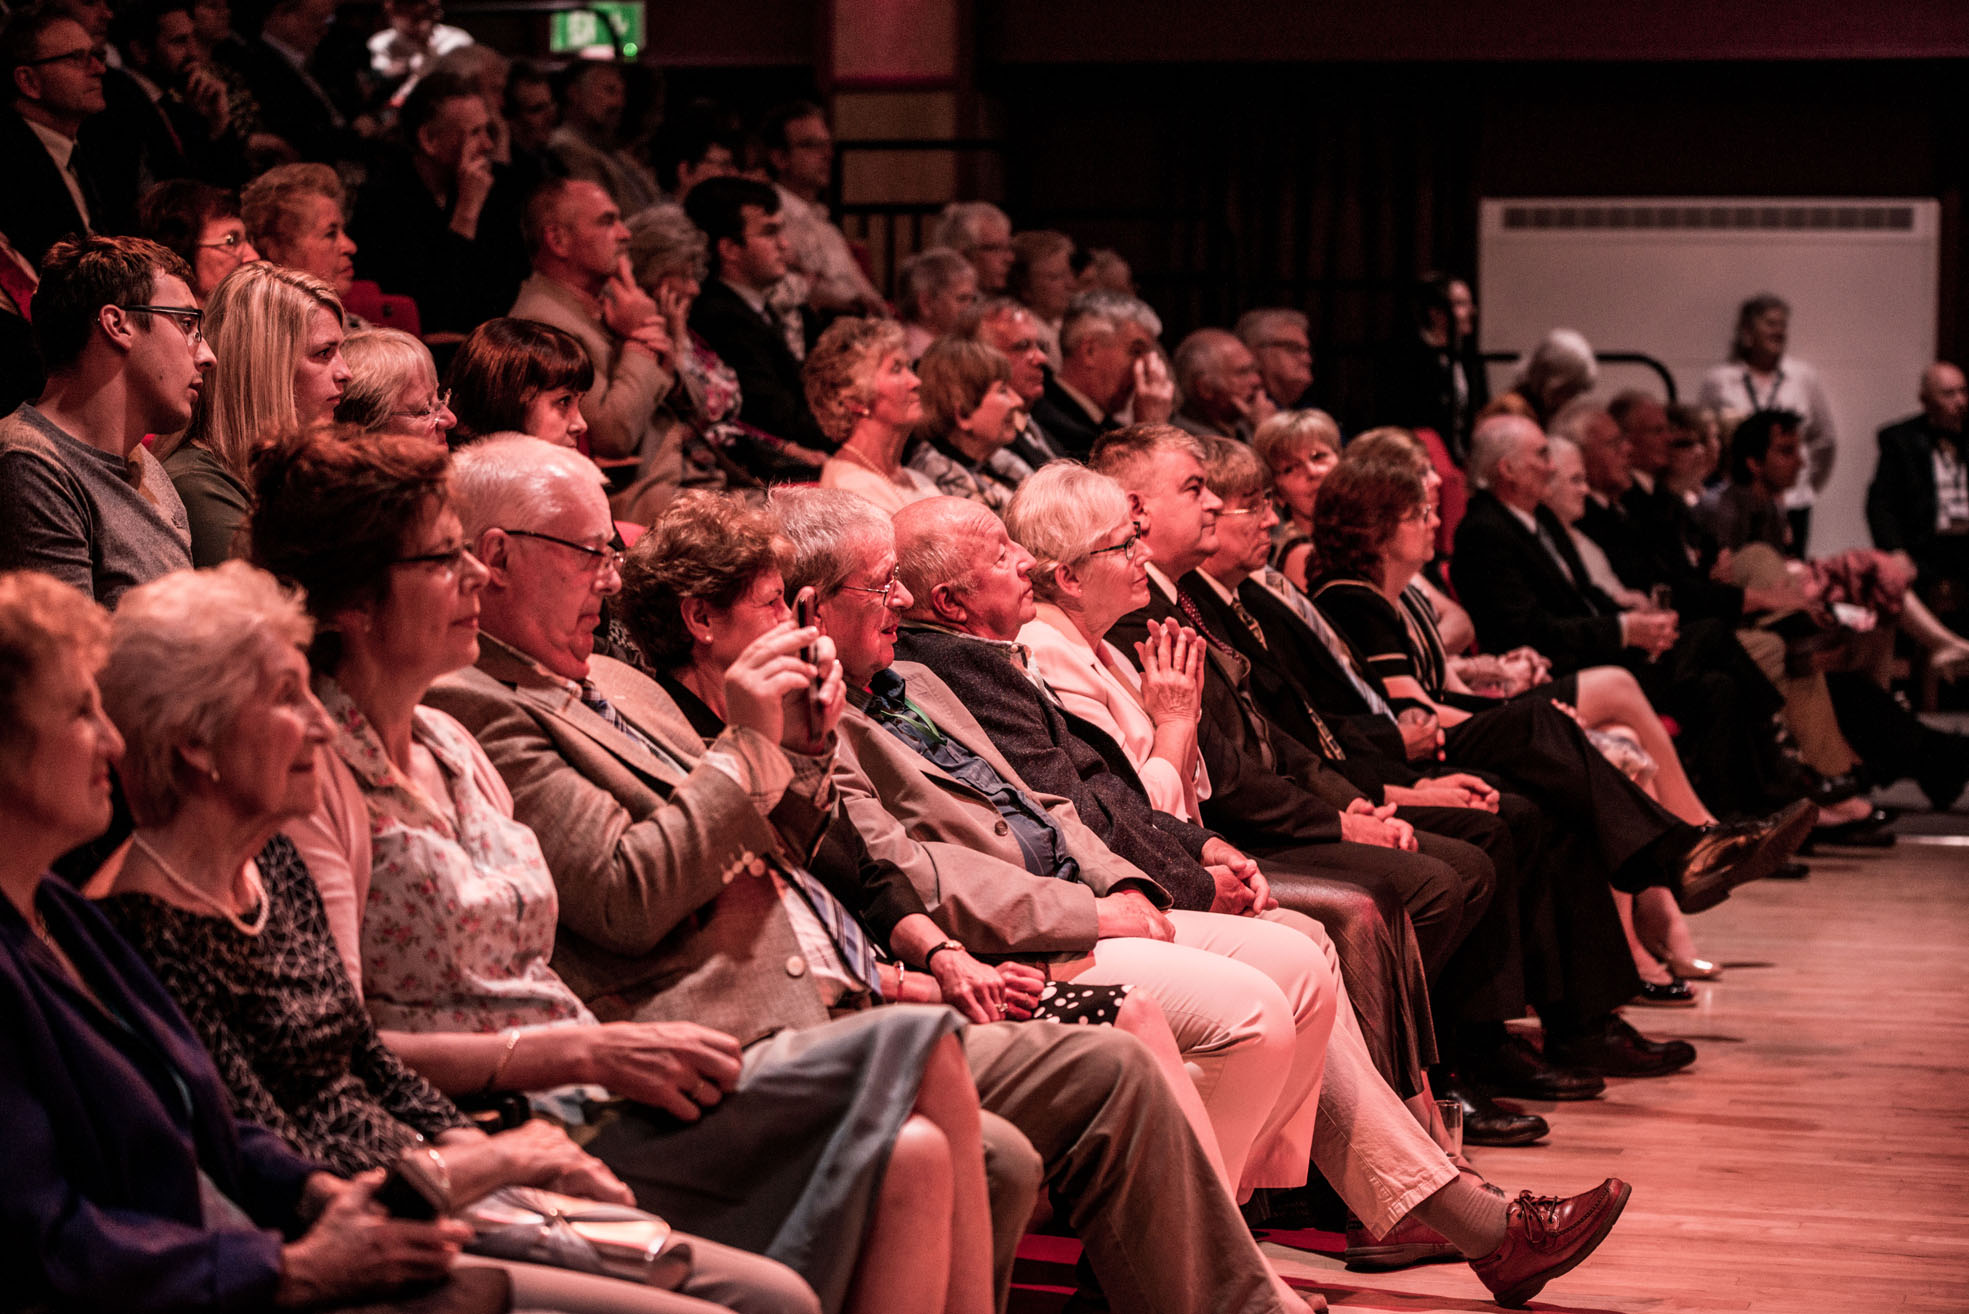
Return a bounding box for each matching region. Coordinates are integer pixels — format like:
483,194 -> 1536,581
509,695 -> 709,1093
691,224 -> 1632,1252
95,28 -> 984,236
340,280 -> 422,337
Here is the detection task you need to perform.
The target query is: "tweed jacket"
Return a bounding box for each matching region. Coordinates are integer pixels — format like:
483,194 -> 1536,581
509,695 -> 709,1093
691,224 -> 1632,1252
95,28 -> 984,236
425,641 -> 837,1043
834,661 -> 1170,959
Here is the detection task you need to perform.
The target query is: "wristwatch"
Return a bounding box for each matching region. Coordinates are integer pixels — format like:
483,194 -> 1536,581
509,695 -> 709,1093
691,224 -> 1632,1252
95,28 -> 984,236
922,939 -> 965,968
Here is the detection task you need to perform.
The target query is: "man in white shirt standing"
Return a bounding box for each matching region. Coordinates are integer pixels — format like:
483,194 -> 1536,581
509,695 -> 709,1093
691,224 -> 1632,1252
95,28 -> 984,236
760,100 -> 885,316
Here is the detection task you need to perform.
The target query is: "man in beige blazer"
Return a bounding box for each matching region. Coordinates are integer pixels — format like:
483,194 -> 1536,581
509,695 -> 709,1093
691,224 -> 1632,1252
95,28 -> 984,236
429,437 -> 1312,1314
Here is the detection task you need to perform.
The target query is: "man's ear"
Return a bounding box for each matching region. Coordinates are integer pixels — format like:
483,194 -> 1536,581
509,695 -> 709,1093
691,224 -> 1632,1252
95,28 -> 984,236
1124,490 -> 1149,523
678,595 -> 715,646
927,581 -> 968,627
714,233 -> 744,274
472,528 -> 510,582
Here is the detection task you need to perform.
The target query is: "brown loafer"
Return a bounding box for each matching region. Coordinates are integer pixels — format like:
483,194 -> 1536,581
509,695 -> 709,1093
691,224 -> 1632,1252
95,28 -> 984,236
1469,1179 -> 1632,1308
1342,1213 -> 1463,1271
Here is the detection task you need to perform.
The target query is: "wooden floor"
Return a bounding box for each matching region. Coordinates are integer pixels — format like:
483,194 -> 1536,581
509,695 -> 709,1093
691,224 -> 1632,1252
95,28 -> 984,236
1264,818 -> 1969,1313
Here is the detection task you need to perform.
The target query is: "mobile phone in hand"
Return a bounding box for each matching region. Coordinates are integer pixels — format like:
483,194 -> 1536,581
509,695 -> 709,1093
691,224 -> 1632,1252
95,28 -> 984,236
793,586 -> 822,740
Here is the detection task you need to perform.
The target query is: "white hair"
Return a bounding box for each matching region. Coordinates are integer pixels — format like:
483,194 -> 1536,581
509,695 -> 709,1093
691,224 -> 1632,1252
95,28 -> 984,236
1511,328 -> 1598,415
1004,461 -> 1131,603
894,496 -> 997,614
448,434 -> 609,541
1468,414 -> 1542,490
1234,307 -> 1307,348
771,486 -> 894,598
1171,327 -> 1241,395
897,246 -> 974,326
932,200 -> 1010,254
1060,289 -> 1163,357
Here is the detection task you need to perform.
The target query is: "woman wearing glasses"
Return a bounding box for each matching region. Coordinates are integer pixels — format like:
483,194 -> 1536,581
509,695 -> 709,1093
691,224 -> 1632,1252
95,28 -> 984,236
157,263 -> 351,565
137,179 -> 262,305
336,328 -> 457,444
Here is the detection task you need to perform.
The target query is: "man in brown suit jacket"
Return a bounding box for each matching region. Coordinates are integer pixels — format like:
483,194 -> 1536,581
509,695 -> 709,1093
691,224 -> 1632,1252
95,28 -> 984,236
429,437 -> 1310,1314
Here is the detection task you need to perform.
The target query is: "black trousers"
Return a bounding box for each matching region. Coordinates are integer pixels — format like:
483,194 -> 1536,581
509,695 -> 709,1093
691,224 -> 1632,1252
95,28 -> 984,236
1626,616 -> 1786,818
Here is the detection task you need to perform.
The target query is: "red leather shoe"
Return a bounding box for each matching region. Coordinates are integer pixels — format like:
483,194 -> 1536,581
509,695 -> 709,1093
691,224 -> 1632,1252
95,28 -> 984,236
1468,1179 -> 1631,1308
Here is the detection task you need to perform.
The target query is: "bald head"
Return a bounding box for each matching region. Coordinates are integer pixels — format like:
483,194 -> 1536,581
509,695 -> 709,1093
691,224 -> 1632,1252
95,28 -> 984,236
1469,413 -> 1555,511
1920,362 -> 1967,433
1173,328 -> 1262,430
895,495 -> 1035,639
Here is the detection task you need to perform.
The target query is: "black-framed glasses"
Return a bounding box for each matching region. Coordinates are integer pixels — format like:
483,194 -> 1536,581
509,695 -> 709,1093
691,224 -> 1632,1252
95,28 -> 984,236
838,563 -> 902,607
120,304 -> 204,345
393,388 -> 452,423
501,527 -> 624,575
1085,523 -> 1145,562
24,45 -> 106,69
390,544 -> 477,578
198,230 -> 251,251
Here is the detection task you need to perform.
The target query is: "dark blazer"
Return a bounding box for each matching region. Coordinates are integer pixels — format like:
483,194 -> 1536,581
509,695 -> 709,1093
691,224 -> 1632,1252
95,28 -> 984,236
1867,414 -> 1948,556
1577,487 -> 1745,623
1233,579 -> 1417,773
893,624 -> 1217,911
351,150 -> 529,336
0,109 -> 95,267
214,35 -> 345,164
1450,489 -> 1626,670
1029,374 -> 1114,460
1,877 -> 317,1311
688,277 -> 830,453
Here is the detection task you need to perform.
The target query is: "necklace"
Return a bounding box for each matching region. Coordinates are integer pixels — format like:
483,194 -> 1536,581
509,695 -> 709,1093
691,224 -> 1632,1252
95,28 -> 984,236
834,442 -> 899,478
130,834 -> 270,937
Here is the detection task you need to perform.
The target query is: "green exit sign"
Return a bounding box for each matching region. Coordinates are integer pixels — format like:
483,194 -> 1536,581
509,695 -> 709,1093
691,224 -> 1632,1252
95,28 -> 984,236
550,2 -> 645,58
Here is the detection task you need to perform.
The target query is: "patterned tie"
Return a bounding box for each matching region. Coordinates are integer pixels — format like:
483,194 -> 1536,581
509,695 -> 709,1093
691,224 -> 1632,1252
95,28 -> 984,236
1259,570 -> 1397,721
578,680 -> 685,775
1227,592 -> 1269,649
1176,586 -> 1343,762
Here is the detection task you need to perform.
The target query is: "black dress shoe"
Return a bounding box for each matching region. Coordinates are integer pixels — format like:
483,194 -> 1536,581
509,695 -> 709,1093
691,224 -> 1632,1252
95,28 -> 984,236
1464,1034 -> 1604,1102
1814,808 -> 1897,847
1438,1075 -> 1550,1146
1769,860 -> 1810,879
1665,798 -> 1814,913
1546,1014 -> 1696,1078
1916,732 -> 1969,811
1631,978 -> 1696,1007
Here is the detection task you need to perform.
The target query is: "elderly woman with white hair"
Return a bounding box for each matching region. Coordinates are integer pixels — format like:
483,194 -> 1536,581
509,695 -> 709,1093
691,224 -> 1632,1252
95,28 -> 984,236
809,317 -> 940,513
1503,327 -> 1598,426
895,247 -> 978,362
335,327 -> 458,444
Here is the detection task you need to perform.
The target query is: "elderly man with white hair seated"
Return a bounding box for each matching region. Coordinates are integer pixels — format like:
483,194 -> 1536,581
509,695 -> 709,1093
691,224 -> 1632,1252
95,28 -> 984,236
1030,290 -> 1176,458
932,201 -> 1016,295
894,246 -> 978,362
1171,327 -> 1273,442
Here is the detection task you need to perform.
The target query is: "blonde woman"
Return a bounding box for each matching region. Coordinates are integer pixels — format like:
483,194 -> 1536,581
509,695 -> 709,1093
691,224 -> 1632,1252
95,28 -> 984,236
335,328 -> 457,445
159,263 -> 351,565
808,317 -> 939,513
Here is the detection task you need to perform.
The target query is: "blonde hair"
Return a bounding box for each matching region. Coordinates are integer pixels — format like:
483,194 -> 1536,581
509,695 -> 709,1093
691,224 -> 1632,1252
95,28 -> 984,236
336,328 -> 436,432
0,571 -> 108,758
1004,461 -> 1131,604
101,562 -> 314,827
1252,409 -> 1340,476
172,263 -> 343,478
803,316 -> 906,444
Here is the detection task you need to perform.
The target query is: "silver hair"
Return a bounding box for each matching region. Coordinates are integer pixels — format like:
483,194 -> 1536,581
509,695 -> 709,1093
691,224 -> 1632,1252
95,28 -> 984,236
1547,398 -> 1611,446
1060,289 -> 1163,357
894,496 -> 997,615
771,486 -> 895,598
932,200 -> 1010,254
1467,414 -> 1542,490
1171,327 -> 1241,395
1004,461 -> 1131,604
897,246 -> 974,326
627,202 -> 709,286
448,434 -> 609,541
100,562 -> 315,827
1510,328 -> 1598,414
1234,307 -> 1308,348
336,328 -> 437,432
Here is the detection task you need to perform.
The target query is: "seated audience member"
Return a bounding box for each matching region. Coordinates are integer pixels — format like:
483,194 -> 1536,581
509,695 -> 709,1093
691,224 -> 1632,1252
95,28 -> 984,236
1006,229 -> 1074,364
965,295 -> 1066,467
429,43 -> 511,157
1032,290 -> 1176,458
650,99 -> 738,200
1171,327 -> 1271,442
249,427 -> 984,1314
685,175 -> 832,453
352,69 -> 527,335
933,200 -> 1015,295
1665,401 -> 1723,501
760,101 -> 885,316
783,484 -> 1633,1308
904,336 -> 1033,513
1236,308 -> 1316,413
548,58 -> 661,214
503,57 -> 559,172
137,179 -> 260,305
366,0 -> 472,89
112,0 -> 246,185
157,262 -> 347,566
0,236 -> 207,605
1075,246 -> 1134,296
1697,294 -> 1836,548
1500,327 -> 1596,427
96,561 -> 815,1314
1254,408 -> 1341,590
895,245 -> 977,361
810,317 -> 940,513
445,314 -> 593,448
0,569 -> 496,1314
1869,361 -> 1969,624
215,0 -> 353,166
335,326 -> 456,443
627,203 -> 826,488
1375,275 -> 1487,464
0,6 -> 127,267
241,162 -> 359,301
512,178 -> 683,513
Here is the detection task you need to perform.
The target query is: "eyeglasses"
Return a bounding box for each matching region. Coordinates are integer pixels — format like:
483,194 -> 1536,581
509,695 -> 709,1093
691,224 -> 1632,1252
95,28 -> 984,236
1085,523 -> 1146,561
120,304 -> 204,346
198,231 -> 251,251
501,527 -> 624,576
1256,338 -> 1313,357
393,388 -> 452,424
25,45 -> 107,69
838,563 -> 903,607
391,544 -> 478,579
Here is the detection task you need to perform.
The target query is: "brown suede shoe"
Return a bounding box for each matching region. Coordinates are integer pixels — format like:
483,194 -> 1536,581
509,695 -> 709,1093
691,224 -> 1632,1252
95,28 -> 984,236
1468,1179 -> 1631,1307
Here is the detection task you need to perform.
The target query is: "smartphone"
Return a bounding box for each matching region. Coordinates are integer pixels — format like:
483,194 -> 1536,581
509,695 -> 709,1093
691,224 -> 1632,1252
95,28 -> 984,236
375,1152 -> 448,1220
793,586 -> 822,739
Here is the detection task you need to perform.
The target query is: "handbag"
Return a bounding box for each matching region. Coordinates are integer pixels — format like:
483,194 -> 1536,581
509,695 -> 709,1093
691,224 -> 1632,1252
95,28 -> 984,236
461,1186 -> 694,1289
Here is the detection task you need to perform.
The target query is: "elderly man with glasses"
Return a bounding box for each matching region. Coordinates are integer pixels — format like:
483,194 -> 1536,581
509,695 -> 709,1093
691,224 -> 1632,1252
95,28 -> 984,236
0,6 -> 134,266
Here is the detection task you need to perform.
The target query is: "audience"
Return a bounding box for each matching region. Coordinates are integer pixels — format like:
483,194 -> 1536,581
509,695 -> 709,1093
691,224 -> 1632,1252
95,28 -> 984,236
1172,326 -> 1270,441
445,314 -> 593,447
760,100 -> 885,316
1376,274 -> 1487,463
1032,289 -> 1175,457
0,5 -> 123,266
1253,407 -> 1342,590
965,294 -> 1066,466
240,161 -> 358,299
217,0 -> 350,167
367,0 -> 473,90
548,58 -> 661,213
110,0 -> 246,185
1006,228 -> 1074,362
810,316 -> 939,512
1237,307 -> 1316,412
335,325 -> 456,443
933,200 -> 1015,295
1869,360 -> 1969,627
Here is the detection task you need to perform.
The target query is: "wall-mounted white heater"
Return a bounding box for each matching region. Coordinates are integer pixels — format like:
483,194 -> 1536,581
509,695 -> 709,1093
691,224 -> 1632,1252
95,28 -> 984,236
1479,197 -> 1940,554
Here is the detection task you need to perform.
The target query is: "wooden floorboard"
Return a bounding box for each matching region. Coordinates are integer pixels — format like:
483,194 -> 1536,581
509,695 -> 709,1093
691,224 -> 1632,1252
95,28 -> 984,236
1264,831 -> 1969,1313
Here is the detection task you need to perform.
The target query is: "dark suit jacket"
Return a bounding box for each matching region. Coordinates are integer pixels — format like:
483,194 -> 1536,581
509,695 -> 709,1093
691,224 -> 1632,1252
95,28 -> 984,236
893,623 -> 1217,912
1,878 -> 317,1310
215,35 -> 345,164
0,109 -> 96,267
688,278 -> 829,453
1029,374 -> 1114,460
1451,490 -> 1626,670
1577,487 -> 1745,623
352,150 -> 528,335
1868,413 -> 1951,557
1108,580 -> 1353,853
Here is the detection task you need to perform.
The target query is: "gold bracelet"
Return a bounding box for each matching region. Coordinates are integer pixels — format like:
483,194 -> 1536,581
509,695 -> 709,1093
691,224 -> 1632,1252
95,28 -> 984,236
483,1028 -> 520,1093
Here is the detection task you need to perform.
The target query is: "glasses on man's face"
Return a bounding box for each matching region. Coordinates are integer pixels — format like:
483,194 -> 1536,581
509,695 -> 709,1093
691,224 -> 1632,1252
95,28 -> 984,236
120,304 -> 204,346
393,388 -> 452,425
502,527 -> 624,577
838,564 -> 902,607
391,543 -> 479,580
26,45 -> 107,70
1085,523 -> 1146,562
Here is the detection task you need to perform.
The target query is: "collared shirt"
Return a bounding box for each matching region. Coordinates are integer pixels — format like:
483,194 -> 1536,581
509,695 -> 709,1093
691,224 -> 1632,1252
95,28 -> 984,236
1053,375 -> 1107,427
860,665 -> 1081,884
1934,438 -> 1969,533
774,183 -> 883,313
904,434 -> 1034,515
25,118 -> 90,228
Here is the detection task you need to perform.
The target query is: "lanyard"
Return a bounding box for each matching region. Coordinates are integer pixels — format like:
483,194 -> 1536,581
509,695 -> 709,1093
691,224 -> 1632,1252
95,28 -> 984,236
885,695 -> 948,751
1742,368 -> 1785,413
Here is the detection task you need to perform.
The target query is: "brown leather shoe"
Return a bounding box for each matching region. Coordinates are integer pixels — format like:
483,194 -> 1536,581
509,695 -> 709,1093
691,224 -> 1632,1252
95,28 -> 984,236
1468,1179 -> 1632,1307
1342,1213 -> 1463,1271
1671,798 -> 1813,913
